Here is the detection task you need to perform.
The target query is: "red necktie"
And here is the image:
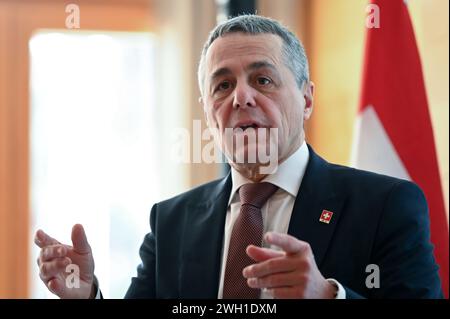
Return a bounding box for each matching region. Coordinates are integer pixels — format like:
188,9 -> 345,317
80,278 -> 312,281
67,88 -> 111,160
222,182 -> 278,299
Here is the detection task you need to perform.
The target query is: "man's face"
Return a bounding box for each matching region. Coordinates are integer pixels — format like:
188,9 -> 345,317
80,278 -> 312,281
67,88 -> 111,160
202,33 -> 313,169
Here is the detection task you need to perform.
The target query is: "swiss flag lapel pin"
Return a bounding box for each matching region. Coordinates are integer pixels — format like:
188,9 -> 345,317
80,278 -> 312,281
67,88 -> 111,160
319,210 -> 333,224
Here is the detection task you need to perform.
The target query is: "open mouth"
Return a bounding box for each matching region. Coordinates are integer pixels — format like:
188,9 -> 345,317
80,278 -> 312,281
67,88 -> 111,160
232,121 -> 264,132
238,123 -> 259,131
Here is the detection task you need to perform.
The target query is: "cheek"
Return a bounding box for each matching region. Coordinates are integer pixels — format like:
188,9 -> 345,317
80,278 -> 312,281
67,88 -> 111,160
281,92 -> 304,131
210,99 -> 234,130
258,96 -> 287,134
283,106 -> 302,139
260,98 -> 302,143
256,95 -> 279,123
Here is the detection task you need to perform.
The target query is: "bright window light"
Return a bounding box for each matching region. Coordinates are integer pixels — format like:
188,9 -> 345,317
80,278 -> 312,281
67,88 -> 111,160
29,31 -> 160,298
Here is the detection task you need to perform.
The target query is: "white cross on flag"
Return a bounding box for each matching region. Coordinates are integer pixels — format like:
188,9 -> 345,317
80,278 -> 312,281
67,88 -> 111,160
319,210 -> 333,224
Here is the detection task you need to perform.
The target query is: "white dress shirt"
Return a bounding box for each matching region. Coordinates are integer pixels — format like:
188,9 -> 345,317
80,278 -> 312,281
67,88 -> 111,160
217,141 -> 345,299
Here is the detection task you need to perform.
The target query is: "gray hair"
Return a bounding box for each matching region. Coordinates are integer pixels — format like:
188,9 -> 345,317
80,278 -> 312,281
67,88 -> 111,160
198,14 -> 310,96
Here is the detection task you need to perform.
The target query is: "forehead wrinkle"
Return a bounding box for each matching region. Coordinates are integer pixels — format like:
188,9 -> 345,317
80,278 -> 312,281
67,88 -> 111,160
210,67 -> 232,82
246,61 -> 277,72
212,47 -> 280,68
210,60 -> 276,82
207,34 -> 283,68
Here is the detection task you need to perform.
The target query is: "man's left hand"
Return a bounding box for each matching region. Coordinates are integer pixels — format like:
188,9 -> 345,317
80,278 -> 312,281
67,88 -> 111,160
243,232 -> 337,299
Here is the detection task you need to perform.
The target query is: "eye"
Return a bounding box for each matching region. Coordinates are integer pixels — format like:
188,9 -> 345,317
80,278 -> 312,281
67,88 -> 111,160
256,76 -> 272,86
216,81 -> 231,92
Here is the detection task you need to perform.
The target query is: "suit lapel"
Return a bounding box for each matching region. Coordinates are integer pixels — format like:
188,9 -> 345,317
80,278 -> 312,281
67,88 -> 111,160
288,146 -> 346,268
179,173 -> 232,298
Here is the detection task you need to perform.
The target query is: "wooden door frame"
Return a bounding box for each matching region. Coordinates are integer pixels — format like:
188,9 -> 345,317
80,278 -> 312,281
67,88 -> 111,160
0,0 -> 153,298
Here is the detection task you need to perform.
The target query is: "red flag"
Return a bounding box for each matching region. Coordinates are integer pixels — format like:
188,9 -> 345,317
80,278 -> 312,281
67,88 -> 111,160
352,0 -> 448,297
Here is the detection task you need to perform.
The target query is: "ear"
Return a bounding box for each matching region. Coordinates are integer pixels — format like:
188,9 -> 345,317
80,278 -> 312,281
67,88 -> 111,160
303,81 -> 314,120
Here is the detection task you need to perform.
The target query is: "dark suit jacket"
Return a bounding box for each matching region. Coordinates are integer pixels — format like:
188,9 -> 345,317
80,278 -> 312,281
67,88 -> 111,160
124,145 -> 443,299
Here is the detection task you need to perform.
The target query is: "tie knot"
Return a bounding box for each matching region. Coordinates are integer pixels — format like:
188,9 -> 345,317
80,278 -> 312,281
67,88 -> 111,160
239,182 -> 278,209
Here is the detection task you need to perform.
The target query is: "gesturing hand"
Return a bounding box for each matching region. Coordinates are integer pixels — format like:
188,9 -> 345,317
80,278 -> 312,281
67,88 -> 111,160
243,232 -> 336,299
35,224 -> 96,299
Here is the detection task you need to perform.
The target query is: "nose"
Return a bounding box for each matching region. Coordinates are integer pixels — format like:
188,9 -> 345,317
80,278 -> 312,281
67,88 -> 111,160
232,81 -> 256,109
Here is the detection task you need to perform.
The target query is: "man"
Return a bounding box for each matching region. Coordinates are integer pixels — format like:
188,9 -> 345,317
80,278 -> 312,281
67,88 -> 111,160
35,15 -> 442,299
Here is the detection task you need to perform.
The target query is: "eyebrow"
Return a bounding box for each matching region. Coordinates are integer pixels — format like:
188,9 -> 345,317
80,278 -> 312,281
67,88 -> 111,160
246,61 -> 277,72
210,67 -> 232,83
209,61 -> 278,83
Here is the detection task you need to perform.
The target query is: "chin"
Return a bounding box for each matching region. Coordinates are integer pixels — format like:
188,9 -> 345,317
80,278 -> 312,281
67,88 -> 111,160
233,142 -> 271,165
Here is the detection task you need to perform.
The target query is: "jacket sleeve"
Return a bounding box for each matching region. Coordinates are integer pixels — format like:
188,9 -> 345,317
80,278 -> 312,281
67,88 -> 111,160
124,204 -> 157,298
368,181 -> 443,298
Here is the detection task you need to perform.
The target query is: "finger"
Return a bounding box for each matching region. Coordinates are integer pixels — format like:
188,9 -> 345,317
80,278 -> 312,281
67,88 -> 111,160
40,245 -> 67,262
243,256 -> 296,278
71,224 -> 91,254
264,232 -> 308,254
34,229 -> 61,248
266,287 -> 299,299
247,271 -> 302,289
246,245 -> 284,262
39,257 -> 72,281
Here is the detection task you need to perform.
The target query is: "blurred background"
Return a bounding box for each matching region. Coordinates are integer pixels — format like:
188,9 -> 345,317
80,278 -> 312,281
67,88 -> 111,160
0,0 -> 448,298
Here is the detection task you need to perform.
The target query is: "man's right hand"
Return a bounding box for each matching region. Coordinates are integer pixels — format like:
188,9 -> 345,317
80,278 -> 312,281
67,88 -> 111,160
35,224 -> 96,299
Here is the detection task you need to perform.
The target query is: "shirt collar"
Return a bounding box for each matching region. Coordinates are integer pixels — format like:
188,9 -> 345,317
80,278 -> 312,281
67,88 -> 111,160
228,141 -> 310,205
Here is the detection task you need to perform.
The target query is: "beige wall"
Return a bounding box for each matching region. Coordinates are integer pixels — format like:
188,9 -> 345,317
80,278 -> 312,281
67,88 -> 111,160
151,0 -> 221,192
150,0 -> 219,196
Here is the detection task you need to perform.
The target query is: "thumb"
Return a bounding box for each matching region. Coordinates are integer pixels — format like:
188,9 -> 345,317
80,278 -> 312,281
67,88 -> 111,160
71,224 -> 91,254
